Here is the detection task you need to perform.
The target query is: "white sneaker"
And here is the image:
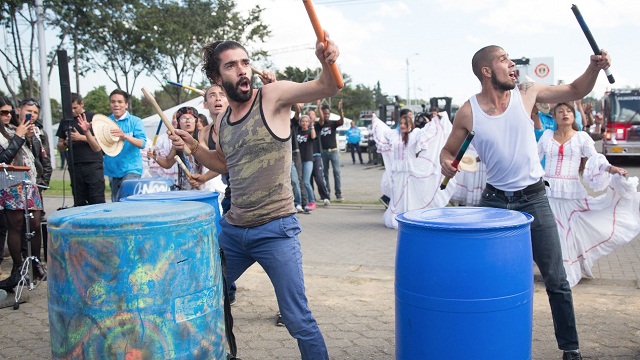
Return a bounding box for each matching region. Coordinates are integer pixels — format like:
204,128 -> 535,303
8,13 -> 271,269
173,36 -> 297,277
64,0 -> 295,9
323,199 -> 330,206
295,204 -> 303,212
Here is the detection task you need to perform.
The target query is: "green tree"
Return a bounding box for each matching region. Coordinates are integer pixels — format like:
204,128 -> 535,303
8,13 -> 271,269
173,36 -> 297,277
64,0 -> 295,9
50,98 -> 61,124
137,0 -> 270,106
74,1 -> 160,96
334,83 -> 375,121
278,66 -> 318,83
83,86 -> 110,115
45,0 -> 99,93
0,1 -> 39,101
372,81 -> 388,107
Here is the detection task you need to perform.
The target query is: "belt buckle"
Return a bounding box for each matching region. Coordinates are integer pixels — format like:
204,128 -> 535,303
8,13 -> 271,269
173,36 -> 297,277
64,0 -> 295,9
504,190 -> 516,201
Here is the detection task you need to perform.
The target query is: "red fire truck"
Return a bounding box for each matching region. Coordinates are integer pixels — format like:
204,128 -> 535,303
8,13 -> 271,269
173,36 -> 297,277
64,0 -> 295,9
601,88 -> 640,158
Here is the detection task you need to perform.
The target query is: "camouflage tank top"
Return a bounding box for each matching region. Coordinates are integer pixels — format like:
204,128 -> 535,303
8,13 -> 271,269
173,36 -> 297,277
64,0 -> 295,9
218,89 -> 295,227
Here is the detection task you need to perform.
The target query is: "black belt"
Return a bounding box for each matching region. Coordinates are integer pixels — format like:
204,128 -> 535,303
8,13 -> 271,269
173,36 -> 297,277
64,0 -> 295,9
486,178 -> 546,198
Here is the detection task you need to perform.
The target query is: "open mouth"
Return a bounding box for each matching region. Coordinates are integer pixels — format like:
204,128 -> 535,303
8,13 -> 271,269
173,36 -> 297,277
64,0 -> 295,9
238,77 -> 251,92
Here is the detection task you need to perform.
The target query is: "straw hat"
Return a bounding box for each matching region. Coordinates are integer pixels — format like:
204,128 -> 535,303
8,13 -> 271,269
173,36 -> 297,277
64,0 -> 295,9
458,154 -> 478,172
92,114 -> 124,156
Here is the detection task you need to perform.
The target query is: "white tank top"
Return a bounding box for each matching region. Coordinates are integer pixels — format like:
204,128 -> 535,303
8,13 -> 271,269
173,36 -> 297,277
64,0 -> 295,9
470,89 -> 544,191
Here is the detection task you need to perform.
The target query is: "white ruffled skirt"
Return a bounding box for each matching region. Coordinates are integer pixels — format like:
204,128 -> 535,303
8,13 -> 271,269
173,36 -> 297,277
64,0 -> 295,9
549,175 -> 640,287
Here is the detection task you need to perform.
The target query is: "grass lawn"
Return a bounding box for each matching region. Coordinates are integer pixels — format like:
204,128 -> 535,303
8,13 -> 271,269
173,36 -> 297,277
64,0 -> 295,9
45,179 -> 111,197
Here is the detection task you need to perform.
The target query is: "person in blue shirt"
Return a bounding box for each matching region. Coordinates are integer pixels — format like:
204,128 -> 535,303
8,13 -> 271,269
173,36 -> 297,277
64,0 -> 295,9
105,89 -> 147,202
346,120 -> 363,164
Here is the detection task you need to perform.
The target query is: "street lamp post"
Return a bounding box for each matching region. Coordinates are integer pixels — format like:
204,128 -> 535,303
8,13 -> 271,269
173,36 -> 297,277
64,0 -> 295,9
406,53 -> 419,106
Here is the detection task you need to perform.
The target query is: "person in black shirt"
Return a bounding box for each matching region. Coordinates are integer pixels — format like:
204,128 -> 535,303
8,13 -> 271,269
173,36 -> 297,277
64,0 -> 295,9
317,100 -> 344,201
297,114 -> 317,210
56,93 -> 105,206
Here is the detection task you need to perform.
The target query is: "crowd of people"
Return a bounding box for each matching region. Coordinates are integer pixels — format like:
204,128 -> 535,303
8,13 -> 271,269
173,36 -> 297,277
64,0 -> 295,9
0,24 -> 637,360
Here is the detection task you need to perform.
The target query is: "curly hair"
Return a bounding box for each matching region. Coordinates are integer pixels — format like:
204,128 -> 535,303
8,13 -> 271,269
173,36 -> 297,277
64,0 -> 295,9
201,40 -> 248,84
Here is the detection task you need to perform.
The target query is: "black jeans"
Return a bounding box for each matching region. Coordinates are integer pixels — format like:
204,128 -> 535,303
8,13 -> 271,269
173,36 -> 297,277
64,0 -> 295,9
480,185 -> 579,351
348,143 -> 363,164
69,162 -> 106,206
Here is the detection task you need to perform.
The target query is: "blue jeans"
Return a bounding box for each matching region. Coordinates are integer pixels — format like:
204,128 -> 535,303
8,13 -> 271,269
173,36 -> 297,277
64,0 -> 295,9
479,186 -> 579,351
109,173 -> 140,202
290,161 -> 302,207
301,161 -> 315,203
321,150 -> 341,199
219,215 -> 328,359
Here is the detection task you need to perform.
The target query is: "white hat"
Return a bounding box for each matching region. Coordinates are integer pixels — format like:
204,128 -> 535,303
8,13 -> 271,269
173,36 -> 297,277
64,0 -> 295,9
92,114 -> 124,157
458,154 -> 478,172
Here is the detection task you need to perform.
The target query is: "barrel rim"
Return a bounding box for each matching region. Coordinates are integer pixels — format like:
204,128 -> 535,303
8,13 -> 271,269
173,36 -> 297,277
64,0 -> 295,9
397,208 -> 533,230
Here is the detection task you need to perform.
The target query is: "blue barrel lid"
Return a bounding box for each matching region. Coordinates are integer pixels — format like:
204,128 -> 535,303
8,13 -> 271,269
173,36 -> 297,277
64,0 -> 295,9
125,190 -> 218,202
396,207 -> 533,230
47,201 -> 214,230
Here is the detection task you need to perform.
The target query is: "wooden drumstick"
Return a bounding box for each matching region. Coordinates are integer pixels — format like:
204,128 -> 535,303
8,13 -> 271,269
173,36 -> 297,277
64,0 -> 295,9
302,0 -> 344,89
250,66 -> 264,77
174,155 -> 201,190
142,87 -> 191,155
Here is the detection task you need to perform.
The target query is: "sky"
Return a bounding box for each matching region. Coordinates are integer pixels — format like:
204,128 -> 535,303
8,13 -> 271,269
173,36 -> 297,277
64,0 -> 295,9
235,0 -> 640,106
10,0 -> 640,109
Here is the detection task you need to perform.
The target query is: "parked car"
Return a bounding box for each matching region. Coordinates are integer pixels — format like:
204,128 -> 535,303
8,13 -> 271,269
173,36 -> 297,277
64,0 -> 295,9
337,125 -> 348,152
355,118 -> 370,149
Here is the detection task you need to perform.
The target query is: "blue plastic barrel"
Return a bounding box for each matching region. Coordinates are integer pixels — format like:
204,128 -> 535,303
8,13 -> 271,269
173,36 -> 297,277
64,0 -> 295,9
47,201 -> 226,360
395,207 -> 534,360
124,190 -> 221,236
115,177 -> 174,201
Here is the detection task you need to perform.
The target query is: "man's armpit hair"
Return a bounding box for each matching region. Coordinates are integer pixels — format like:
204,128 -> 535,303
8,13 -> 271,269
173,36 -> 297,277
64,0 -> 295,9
518,82 -> 534,93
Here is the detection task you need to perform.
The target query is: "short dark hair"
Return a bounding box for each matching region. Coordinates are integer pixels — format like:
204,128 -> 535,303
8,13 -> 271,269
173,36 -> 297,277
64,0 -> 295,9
201,40 -> 248,84
472,45 -> 502,82
400,108 -> 412,116
71,93 -> 83,104
109,89 -> 129,103
429,106 -> 438,112
321,104 -> 330,111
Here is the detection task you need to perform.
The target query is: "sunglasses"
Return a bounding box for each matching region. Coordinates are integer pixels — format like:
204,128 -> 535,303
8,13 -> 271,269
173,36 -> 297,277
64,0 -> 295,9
19,99 -> 40,108
0,110 -> 12,116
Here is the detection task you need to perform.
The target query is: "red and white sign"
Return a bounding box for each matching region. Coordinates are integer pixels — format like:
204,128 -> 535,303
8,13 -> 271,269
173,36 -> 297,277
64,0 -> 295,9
534,63 -> 550,78
515,57 -> 555,86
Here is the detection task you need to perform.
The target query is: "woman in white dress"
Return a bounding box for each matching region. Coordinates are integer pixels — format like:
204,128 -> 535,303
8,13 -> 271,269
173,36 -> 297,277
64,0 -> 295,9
537,102 -> 640,287
372,112 -> 455,229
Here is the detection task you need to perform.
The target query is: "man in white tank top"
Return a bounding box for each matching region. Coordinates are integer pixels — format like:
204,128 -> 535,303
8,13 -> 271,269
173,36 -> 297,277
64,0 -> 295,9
440,45 -> 611,360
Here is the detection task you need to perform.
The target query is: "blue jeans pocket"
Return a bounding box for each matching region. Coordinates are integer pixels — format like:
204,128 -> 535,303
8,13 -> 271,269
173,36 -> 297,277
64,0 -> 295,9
280,215 -> 301,238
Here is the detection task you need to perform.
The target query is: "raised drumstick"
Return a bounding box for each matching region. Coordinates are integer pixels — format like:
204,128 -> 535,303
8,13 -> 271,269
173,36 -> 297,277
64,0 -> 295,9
142,87 -> 191,155
571,4 -> 615,84
302,0 -> 344,89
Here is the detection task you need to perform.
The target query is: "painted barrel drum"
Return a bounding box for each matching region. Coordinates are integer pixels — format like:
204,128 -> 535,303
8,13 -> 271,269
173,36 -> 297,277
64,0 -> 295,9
115,177 -> 174,201
47,201 -> 226,360
395,207 -> 534,360
124,190 -> 221,237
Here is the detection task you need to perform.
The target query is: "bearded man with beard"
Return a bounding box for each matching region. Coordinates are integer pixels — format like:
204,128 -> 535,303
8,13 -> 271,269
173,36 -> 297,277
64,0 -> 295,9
440,45 -> 612,360
170,35 -> 341,359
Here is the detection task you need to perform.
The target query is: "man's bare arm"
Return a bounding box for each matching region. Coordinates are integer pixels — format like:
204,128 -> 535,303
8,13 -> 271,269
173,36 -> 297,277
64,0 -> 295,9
440,101 -> 473,178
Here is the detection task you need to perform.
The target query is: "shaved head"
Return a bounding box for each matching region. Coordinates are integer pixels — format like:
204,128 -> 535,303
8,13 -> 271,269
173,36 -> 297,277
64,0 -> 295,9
472,45 -> 503,82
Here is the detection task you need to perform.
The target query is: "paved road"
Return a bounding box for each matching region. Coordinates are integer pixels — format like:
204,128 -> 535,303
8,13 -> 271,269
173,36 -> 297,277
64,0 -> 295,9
1,152 -> 639,359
